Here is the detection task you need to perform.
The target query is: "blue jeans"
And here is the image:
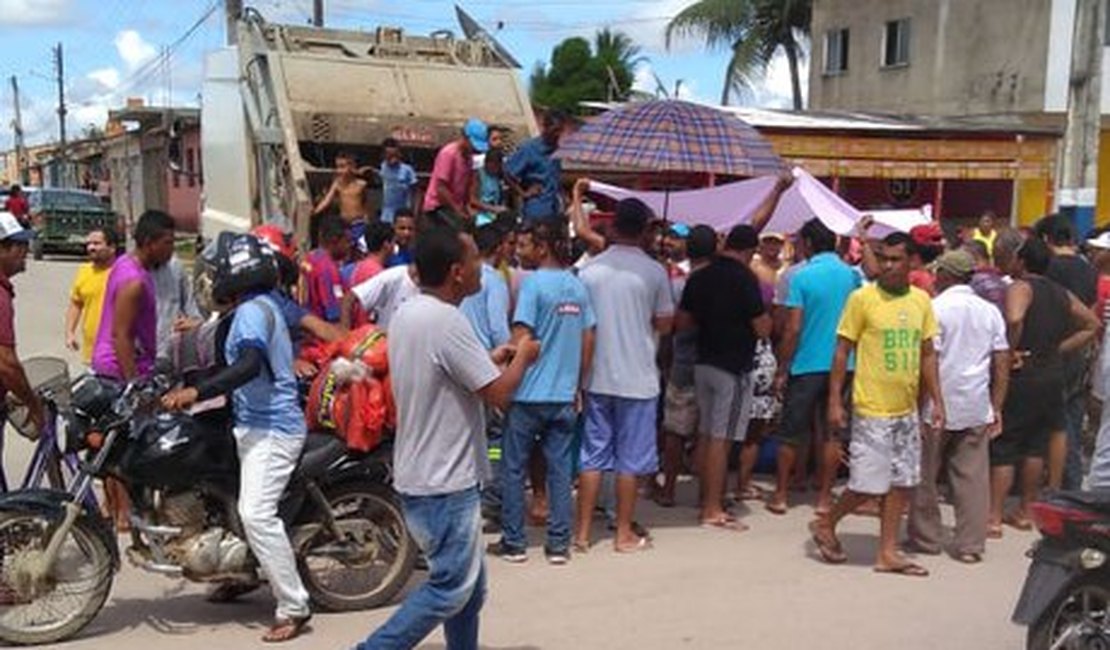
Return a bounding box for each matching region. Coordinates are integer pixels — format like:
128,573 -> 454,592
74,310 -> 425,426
480,410 -> 505,521
501,402 -> 576,553
357,487 -> 486,650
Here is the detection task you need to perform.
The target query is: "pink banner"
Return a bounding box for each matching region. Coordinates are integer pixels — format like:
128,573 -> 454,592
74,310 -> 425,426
588,168 -> 929,236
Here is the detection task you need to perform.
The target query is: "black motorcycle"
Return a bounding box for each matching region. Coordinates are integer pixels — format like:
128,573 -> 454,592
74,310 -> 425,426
0,373 -> 415,646
1012,490 -> 1110,649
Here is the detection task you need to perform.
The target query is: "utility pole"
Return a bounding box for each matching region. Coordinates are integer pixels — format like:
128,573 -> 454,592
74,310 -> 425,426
9,76 -> 27,186
1060,0 -> 1105,237
226,0 -> 243,45
312,0 -> 324,27
54,42 -> 67,188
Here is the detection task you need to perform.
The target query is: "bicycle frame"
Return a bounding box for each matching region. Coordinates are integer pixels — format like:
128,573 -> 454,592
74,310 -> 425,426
0,396 -> 99,512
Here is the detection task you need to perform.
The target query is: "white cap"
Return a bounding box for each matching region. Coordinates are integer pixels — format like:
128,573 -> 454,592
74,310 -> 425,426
1088,231 -> 1110,250
0,212 -> 34,243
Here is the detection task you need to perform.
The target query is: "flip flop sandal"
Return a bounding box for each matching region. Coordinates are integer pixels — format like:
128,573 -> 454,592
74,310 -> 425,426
572,541 -> 591,554
953,552 -> 983,564
765,500 -> 788,515
986,525 -> 1003,539
262,615 -> 312,643
808,521 -> 847,564
653,495 -> 676,508
739,486 -> 765,501
615,536 -> 652,554
1003,515 -> 1033,531
873,562 -> 930,578
701,517 -> 749,532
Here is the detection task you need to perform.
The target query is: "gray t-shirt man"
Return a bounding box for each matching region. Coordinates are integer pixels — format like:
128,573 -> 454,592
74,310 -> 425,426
388,293 -> 500,496
579,244 -> 674,399
154,256 -> 201,360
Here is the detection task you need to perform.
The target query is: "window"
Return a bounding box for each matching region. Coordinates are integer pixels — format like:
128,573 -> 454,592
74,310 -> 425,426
186,148 -> 196,188
883,18 -> 911,67
825,28 -> 850,74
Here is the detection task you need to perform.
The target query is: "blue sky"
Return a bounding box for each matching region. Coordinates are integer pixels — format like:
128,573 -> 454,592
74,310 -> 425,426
0,0 -> 805,149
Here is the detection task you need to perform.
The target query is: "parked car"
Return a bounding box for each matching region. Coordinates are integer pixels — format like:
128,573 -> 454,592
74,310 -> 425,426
25,188 -> 123,260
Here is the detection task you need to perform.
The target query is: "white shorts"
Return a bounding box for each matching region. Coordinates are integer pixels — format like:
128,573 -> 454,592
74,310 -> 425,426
847,413 -> 922,495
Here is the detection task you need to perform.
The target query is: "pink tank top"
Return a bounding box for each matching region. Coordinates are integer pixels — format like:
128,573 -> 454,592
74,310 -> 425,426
91,255 -> 157,379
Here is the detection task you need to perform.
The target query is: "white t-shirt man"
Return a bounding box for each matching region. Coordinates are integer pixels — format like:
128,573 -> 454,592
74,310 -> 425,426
931,283 -> 1009,430
351,265 -> 419,332
388,293 -> 500,496
579,244 -> 675,399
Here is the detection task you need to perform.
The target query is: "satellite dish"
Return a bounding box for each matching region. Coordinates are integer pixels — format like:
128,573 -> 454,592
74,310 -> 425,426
455,5 -> 521,69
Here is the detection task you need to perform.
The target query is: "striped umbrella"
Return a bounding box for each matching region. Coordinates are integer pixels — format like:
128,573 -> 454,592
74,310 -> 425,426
555,100 -> 785,177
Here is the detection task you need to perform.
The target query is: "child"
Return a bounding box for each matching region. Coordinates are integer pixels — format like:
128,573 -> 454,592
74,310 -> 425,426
472,149 -> 508,227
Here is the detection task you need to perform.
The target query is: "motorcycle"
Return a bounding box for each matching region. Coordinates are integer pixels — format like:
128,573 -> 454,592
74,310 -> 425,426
0,372 -> 416,646
1012,490 -> 1110,649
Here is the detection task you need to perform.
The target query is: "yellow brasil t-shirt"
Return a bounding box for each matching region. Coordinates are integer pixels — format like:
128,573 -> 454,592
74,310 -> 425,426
836,283 -> 938,418
70,262 -> 111,364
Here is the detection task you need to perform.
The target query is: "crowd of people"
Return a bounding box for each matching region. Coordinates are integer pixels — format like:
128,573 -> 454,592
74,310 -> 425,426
1,113 -> 1109,648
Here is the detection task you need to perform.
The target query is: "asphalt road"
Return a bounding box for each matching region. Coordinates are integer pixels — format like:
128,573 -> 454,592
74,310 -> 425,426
2,257 -> 1033,650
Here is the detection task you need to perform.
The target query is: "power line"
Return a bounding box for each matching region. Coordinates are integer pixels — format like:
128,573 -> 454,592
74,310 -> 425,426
111,1 -> 220,99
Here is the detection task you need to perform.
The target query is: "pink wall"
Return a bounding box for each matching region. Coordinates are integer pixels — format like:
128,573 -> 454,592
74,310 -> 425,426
165,128 -> 201,232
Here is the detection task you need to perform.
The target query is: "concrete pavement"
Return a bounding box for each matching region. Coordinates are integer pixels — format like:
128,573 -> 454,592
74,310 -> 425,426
5,258 -> 1032,649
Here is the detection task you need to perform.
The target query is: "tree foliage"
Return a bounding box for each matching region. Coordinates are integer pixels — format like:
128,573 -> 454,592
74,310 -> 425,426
530,29 -> 646,114
666,0 -> 811,109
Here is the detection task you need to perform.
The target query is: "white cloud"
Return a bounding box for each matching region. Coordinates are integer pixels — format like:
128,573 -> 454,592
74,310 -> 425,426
114,30 -> 157,72
87,68 -> 121,92
0,0 -> 75,27
633,62 -> 704,102
748,48 -> 811,109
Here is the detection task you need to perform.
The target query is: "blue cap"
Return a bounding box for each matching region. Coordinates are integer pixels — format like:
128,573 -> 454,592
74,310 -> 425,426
668,223 -> 691,238
463,118 -> 489,153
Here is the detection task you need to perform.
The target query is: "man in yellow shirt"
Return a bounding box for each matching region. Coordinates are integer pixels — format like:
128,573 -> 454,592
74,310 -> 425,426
812,231 -> 945,577
65,229 -> 118,365
971,211 -> 998,259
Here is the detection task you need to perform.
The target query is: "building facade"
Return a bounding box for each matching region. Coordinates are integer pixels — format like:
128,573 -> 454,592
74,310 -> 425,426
809,0 -> 1110,225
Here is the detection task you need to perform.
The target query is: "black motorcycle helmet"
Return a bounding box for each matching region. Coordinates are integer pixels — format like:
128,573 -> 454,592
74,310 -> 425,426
207,231 -> 280,305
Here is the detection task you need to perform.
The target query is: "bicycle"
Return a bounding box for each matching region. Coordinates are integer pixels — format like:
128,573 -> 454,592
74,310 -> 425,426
2,356 -> 99,511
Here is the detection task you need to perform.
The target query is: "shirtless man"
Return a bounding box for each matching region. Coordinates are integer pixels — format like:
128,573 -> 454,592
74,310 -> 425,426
313,152 -> 371,251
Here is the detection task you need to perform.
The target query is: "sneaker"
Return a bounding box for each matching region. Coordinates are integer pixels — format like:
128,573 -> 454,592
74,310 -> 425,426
545,548 -> 570,566
486,540 -> 527,563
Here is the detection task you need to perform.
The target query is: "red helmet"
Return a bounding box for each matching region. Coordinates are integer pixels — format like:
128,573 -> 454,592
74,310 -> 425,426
251,224 -> 295,260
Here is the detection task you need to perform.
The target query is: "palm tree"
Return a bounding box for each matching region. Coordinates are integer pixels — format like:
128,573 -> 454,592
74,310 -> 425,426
593,28 -> 647,102
665,0 -> 811,109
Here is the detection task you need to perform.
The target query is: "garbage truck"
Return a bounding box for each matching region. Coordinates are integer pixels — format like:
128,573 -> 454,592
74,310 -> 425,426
199,8 -> 537,245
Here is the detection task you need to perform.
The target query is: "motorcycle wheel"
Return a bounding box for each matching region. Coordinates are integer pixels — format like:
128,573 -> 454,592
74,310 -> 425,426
1027,571 -> 1110,650
298,482 -> 415,612
0,511 -> 114,646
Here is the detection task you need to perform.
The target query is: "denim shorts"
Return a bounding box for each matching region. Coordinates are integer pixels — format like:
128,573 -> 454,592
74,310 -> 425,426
580,393 -> 658,475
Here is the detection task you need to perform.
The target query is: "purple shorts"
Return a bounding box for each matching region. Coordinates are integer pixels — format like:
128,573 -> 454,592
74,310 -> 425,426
581,393 -> 659,475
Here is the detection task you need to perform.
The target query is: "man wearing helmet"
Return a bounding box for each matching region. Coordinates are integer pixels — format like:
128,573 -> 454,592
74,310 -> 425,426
163,233 -> 313,642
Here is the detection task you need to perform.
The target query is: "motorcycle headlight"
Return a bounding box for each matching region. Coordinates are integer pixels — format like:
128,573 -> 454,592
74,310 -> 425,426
1079,548 -> 1106,570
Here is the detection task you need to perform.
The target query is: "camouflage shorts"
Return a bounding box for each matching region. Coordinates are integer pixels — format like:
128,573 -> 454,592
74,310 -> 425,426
847,413 -> 921,495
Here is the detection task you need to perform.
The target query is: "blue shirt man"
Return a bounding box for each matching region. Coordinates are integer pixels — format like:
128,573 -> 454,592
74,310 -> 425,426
784,251 -> 861,375
225,294 -> 305,435
513,268 -> 596,402
460,263 -> 511,351
505,111 -> 569,224
378,138 -> 417,223
379,161 -> 417,223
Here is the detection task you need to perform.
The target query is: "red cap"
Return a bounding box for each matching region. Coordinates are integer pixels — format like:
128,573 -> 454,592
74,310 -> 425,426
251,224 -> 295,260
910,223 -> 944,248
